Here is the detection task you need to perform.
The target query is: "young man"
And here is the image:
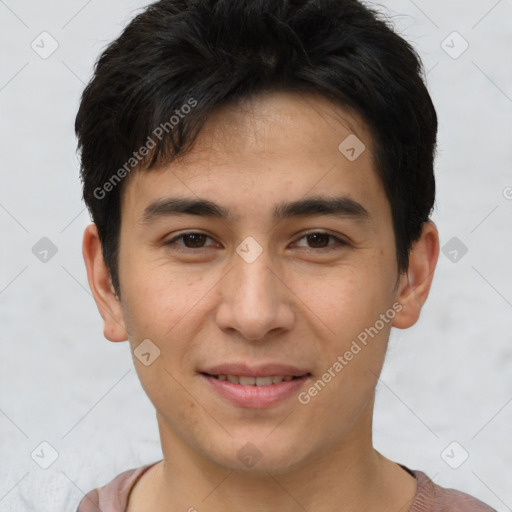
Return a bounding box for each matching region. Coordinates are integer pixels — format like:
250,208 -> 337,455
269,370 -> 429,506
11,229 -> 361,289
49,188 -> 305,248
75,0 -> 496,510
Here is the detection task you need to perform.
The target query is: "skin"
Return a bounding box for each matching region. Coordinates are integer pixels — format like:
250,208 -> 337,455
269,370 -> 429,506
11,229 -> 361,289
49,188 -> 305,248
83,90 -> 439,512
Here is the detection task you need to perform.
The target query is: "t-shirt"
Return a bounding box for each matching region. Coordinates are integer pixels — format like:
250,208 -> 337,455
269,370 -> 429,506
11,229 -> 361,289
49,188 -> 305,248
75,460 -> 496,511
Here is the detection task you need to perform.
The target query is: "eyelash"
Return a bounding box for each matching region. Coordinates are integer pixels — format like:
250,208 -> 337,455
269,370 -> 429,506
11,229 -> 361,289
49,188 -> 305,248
164,231 -> 348,252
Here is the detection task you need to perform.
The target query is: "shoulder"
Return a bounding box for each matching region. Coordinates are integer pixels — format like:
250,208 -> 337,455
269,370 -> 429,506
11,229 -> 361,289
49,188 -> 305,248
75,461 -> 160,512
407,467 -> 497,512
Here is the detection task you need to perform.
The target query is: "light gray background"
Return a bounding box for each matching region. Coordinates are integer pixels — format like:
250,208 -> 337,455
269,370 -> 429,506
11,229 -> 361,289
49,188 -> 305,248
0,0 -> 511,510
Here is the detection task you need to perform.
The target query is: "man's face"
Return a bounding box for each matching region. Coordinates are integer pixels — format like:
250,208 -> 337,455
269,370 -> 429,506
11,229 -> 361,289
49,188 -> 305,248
117,90 -> 401,474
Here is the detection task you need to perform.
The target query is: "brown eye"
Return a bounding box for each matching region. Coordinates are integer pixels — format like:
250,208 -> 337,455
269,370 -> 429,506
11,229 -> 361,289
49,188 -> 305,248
181,233 -> 208,248
294,231 -> 346,250
166,232 -> 217,250
305,233 -> 330,248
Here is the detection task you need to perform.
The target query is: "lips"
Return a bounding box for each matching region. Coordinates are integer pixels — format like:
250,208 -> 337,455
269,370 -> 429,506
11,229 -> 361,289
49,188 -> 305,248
198,363 -> 312,407
200,371 -> 311,408
203,374 -> 300,386
199,362 -> 311,378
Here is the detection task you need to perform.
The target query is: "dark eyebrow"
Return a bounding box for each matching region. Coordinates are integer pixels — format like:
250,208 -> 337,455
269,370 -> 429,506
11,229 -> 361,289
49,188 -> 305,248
273,195 -> 369,221
142,197 -> 235,223
141,195 -> 370,224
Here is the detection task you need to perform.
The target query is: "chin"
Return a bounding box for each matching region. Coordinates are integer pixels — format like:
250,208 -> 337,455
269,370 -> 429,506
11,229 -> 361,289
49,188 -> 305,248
204,434 -> 312,476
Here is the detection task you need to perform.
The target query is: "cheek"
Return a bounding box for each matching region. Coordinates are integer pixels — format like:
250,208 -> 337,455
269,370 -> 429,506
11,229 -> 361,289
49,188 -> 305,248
120,257 -> 199,325
289,259 -> 395,391
298,273 -> 391,409
293,264 -> 391,333
120,261 -> 216,370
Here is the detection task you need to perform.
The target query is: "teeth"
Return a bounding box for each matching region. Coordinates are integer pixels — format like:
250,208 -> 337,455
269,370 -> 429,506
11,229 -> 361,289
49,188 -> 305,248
212,374 -> 299,386
256,376 -> 273,386
239,376 -> 256,386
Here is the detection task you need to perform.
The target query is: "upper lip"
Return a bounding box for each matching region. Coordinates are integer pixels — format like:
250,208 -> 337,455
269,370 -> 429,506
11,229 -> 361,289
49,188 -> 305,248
200,363 -> 311,378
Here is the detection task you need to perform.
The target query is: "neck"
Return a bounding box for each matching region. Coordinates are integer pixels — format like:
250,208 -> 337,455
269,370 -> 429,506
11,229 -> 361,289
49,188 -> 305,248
130,403 -> 417,512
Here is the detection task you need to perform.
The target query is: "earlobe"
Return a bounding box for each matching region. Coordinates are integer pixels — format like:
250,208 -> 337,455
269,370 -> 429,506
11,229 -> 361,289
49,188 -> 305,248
392,221 -> 440,329
82,223 -> 127,342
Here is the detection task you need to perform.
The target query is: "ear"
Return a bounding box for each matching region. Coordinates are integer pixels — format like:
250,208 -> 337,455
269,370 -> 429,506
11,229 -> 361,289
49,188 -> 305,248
82,223 -> 127,342
392,221 -> 440,329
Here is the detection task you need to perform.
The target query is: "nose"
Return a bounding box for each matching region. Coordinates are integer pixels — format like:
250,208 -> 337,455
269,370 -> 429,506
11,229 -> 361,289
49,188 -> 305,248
215,245 -> 295,341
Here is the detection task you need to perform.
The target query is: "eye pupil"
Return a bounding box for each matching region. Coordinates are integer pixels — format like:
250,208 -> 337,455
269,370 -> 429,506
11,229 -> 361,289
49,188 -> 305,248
307,233 -> 329,248
184,233 -> 206,248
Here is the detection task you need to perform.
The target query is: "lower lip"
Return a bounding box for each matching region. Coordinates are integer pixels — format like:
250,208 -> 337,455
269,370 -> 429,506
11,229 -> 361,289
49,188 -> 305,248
200,373 -> 311,408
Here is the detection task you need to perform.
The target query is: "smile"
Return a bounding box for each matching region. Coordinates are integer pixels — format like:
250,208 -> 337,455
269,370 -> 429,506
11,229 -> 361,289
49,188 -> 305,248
203,373 -> 302,386
200,372 -> 312,408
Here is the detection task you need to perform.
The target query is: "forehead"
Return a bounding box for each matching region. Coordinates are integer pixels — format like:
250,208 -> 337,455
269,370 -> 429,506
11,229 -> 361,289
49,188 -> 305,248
121,90 -> 386,223
184,90 -> 375,161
